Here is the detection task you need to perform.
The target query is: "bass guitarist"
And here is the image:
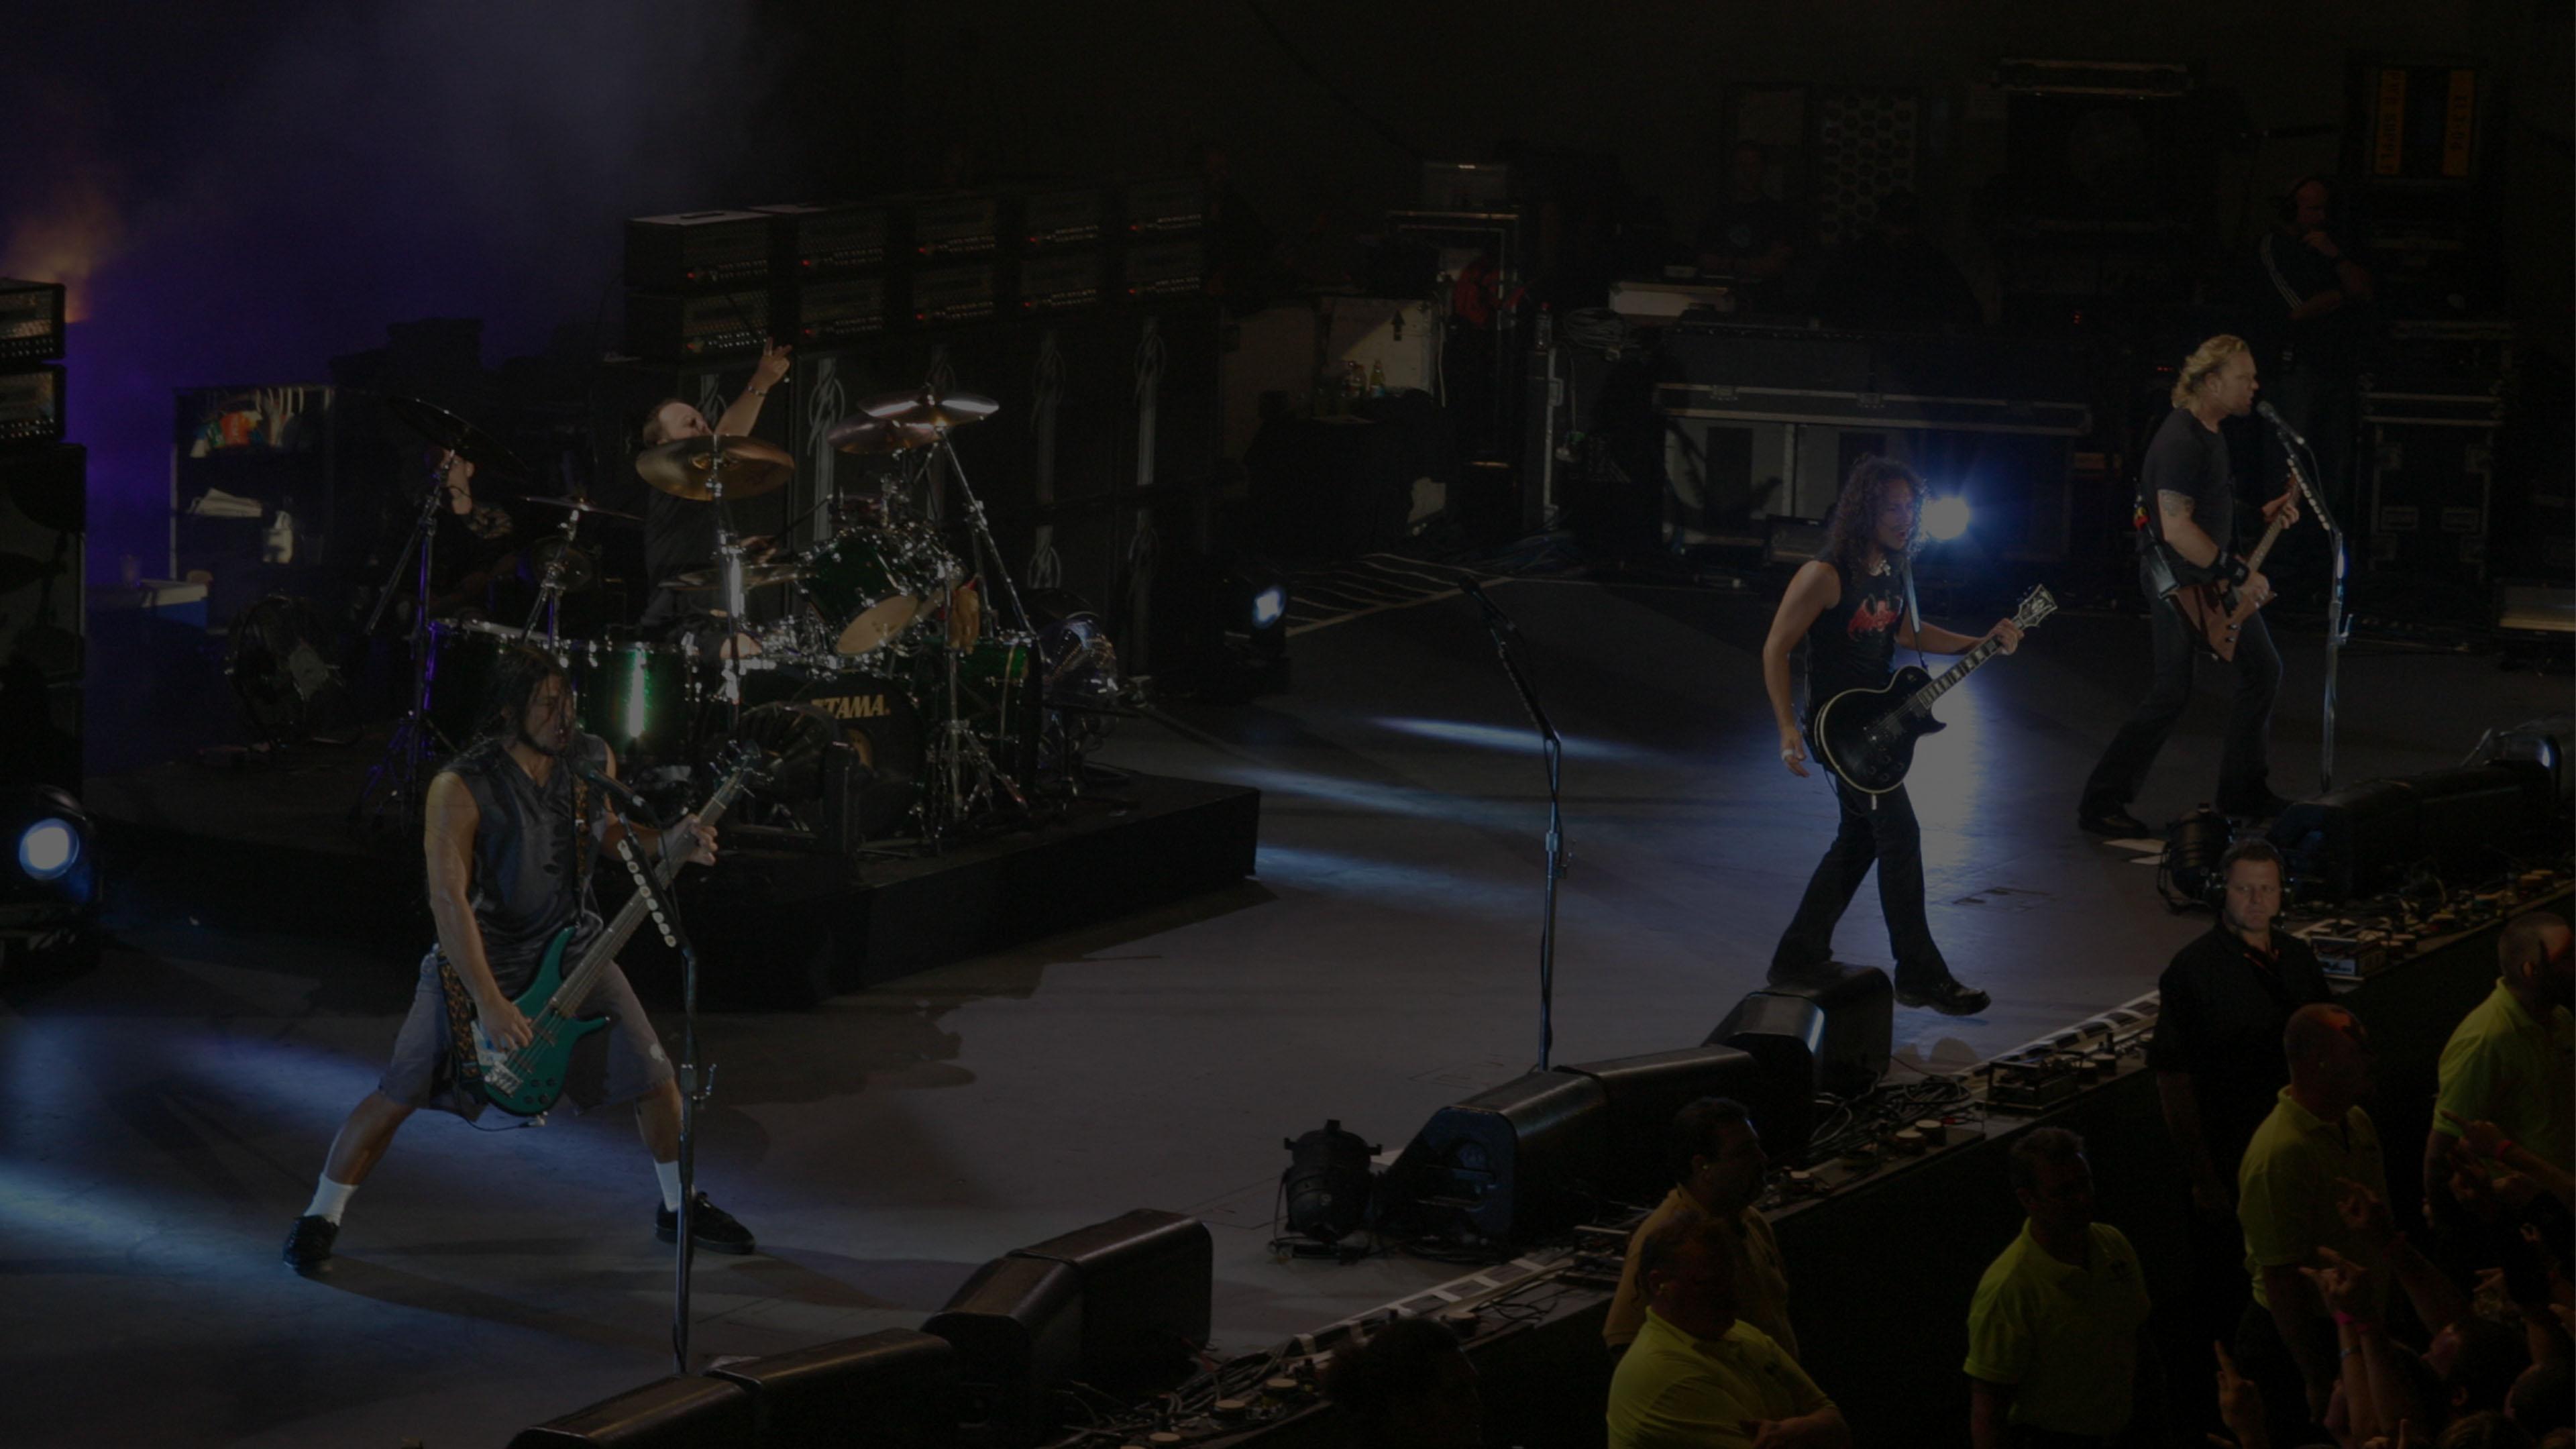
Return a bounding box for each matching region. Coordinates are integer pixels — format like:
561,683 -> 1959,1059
1764,457 -> 2021,1016
282,645 -> 754,1269
2078,334 -> 2300,839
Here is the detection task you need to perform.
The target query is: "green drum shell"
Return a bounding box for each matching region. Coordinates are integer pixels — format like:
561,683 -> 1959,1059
800,527 -> 941,657
427,619 -> 575,754
576,639 -> 694,765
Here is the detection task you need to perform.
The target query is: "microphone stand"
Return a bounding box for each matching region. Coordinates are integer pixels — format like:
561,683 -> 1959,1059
1460,580 -> 1566,1071
2263,413 -> 2349,793
594,776 -> 713,1376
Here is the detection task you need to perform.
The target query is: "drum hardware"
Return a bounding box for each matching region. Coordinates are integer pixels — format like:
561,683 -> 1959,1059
354,397 -> 531,827
519,496 -> 631,645
666,561 -> 807,592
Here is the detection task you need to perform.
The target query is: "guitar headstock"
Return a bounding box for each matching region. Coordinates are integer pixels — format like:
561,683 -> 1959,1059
2012,584 -> 2059,632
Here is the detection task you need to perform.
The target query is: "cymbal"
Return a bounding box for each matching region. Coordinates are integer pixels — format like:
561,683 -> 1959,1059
385,395 -> 529,483
523,494 -> 641,524
634,435 -> 796,502
856,388 -> 1000,431
665,561 -> 806,592
824,414 -> 943,456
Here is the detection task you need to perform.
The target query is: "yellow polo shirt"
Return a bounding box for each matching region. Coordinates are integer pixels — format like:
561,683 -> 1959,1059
1603,1189 -> 1797,1360
1962,1220 -> 2151,1436
2433,980 -> 2575,1172
2237,1088 -> 2391,1311
1607,1309 -> 1829,1449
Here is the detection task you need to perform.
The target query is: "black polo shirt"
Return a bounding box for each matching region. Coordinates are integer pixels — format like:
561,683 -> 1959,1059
2147,924 -> 2334,1180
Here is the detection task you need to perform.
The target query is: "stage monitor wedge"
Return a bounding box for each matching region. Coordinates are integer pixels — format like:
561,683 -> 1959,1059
702,1328 -> 955,1449
1378,1069 -> 1610,1246
1009,1209 -> 1210,1395
1707,963 -> 1893,1107
924,1254 -> 1083,1449
507,1374 -> 755,1448
1555,1044 -> 1790,1197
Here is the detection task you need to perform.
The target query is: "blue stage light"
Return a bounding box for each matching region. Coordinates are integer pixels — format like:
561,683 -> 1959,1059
1922,494 -> 1973,543
1250,584 -> 1287,630
17,818 -> 77,881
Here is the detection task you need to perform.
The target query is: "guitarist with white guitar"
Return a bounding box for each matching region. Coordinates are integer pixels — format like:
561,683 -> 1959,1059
1763,458 -> 2024,1017
2078,335 -> 2301,839
283,646 -> 753,1270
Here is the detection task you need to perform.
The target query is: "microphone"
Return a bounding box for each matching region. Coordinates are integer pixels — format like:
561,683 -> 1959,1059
1458,578 -> 1519,638
574,759 -> 665,827
2255,400 -> 2308,447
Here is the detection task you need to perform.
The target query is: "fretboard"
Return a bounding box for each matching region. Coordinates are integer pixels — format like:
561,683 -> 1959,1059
1896,637 -> 2006,720
549,767 -> 751,1013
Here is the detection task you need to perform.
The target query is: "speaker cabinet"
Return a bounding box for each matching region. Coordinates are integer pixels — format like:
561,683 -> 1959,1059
1554,1045 -> 1779,1203
2271,763 -> 2547,903
1380,1069 -> 1611,1245
1010,1209 -> 1210,1395
702,1328 -> 956,1448
506,1375 -> 755,1448
924,1255 -> 1083,1449
1708,964 -> 1894,1106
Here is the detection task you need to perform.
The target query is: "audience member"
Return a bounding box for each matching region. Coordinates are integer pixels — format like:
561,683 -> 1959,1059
1321,1315 -> 1481,1449
1964,1127 -> 2159,1448
2508,1361 -> 2571,1438
1607,1214 -> 1849,1449
2236,1002 -> 2390,1444
1606,1098 -> 1796,1360
2440,1410 -> 2540,1449
2426,914 -> 2575,1236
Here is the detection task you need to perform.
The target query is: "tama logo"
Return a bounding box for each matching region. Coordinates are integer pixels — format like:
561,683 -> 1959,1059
813,693 -> 894,720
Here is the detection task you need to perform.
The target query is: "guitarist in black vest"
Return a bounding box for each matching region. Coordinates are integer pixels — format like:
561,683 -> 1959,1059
2077,335 -> 2300,838
1764,458 -> 2022,1015
282,646 -> 753,1269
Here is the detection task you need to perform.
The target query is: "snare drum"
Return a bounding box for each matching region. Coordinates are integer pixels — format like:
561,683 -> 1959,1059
799,525 -> 945,657
574,638 -> 695,764
425,619 -> 574,752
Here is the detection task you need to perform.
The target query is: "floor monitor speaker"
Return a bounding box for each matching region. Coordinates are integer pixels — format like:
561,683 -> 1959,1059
1009,1210 -> 1210,1395
923,1255 -> 1083,1449
506,1375 -> 755,1448
1554,1045 -> 1782,1203
1707,963 -> 1893,1107
1379,1069 -> 1610,1245
702,1328 -> 956,1448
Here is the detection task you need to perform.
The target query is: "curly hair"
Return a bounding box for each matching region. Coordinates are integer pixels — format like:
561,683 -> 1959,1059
1819,455 -> 1921,574
468,643 -> 572,749
2171,335 -> 2249,409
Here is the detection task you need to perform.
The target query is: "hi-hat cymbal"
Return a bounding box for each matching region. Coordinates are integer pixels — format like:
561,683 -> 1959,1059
857,388 -> 1000,431
824,414 -> 943,456
634,435 -> 796,502
523,494 -> 641,523
385,395 -> 529,483
665,561 -> 806,592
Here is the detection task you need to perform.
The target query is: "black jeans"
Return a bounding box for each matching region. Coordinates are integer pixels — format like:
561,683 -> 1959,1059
2082,592 -> 2281,817
1770,773 -> 1950,990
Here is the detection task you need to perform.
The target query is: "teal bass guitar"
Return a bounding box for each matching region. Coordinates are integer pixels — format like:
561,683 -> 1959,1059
469,753 -> 758,1116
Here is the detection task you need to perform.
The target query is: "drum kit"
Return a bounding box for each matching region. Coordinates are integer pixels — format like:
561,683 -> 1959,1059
356,384 -> 1134,854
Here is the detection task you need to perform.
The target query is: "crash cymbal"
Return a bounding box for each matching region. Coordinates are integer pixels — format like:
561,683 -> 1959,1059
634,435 -> 796,502
856,388 -> 1000,431
384,395 -> 529,483
665,561 -> 806,592
523,494 -> 641,524
824,414 -> 943,456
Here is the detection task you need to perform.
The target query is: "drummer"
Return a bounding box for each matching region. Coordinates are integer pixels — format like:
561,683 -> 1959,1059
636,341 -> 794,637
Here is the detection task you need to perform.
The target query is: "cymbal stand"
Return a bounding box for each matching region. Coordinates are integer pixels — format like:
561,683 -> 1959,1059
918,428 -> 1029,849
705,436 -> 751,729
353,455 -> 453,826
517,507 -> 585,647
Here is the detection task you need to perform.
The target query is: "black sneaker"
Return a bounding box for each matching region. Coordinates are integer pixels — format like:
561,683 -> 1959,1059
2078,805 -> 2151,837
282,1214 -> 339,1271
655,1193 -> 756,1255
1896,978 -> 1992,1017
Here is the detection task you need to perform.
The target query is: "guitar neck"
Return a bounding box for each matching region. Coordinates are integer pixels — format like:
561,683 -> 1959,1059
2238,454 -> 2304,576
551,769 -> 751,1010
1907,635 -> 2004,711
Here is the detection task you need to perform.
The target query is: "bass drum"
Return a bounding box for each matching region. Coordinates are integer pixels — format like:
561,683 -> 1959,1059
731,662 -> 924,839
798,525 -> 945,657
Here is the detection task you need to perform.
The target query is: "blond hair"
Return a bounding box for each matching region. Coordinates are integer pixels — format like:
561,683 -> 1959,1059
2172,335 -> 2248,409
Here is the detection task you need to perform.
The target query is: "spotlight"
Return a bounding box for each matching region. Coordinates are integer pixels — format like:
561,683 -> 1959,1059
17,818 -> 76,881
1921,494 -> 1972,543
1250,583 -> 1287,631
1280,1119 -> 1379,1255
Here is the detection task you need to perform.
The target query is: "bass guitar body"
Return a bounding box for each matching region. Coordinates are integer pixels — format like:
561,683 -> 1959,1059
1812,667 -> 1945,796
470,926 -> 608,1118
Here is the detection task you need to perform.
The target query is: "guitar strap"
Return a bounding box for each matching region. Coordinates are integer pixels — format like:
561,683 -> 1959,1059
434,952 -> 486,1095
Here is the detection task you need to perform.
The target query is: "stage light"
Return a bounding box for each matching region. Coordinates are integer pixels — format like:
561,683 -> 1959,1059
1921,494 -> 1972,543
1281,1118 -> 1378,1250
1250,583 -> 1287,630
17,818 -> 76,881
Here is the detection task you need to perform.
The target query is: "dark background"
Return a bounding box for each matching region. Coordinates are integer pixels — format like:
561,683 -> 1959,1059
7,0 -> 2569,576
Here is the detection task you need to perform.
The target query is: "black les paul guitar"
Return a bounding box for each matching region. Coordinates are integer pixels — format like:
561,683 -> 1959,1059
1811,584 -> 2057,795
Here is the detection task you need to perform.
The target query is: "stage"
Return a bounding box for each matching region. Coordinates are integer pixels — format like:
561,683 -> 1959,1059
7,575 -> 2565,1447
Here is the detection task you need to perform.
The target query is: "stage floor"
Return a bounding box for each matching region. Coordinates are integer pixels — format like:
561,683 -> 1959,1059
9,579 -> 2563,1447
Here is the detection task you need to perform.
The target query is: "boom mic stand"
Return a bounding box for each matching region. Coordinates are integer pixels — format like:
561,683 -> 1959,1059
354,453 -> 455,826
1460,579 -> 1567,1071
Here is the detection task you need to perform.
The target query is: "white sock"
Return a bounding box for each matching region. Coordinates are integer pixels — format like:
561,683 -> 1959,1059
654,1160 -> 684,1213
305,1176 -> 358,1225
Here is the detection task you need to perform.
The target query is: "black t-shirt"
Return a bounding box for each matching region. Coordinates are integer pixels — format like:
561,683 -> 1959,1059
2252,228 -> 2371,374
2141,405 -> 2235,557
645,488 -> 716,590
1805,557 -> 1904,711
2145,924 -> 2334,1179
